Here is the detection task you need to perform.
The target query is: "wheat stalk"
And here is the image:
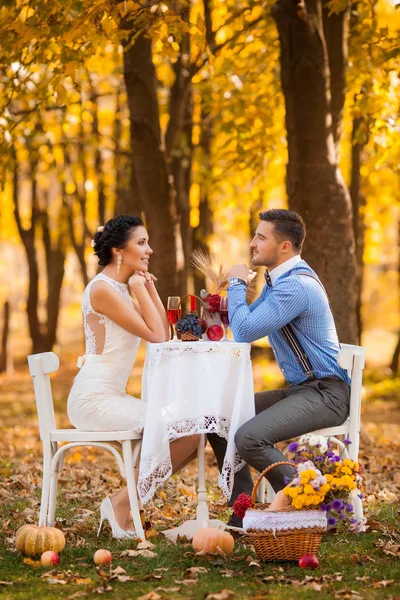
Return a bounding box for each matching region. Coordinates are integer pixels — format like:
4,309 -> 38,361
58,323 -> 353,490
190,249 -> 229,293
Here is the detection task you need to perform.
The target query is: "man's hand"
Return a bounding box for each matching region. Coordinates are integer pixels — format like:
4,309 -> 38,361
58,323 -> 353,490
228,264 -> 257,284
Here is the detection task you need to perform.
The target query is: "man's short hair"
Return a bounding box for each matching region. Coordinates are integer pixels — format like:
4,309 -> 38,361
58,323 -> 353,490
259,209 -> 306,251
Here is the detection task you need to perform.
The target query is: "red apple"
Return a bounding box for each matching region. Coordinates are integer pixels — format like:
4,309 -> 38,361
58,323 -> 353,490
93,549 -> 112,565
298,554 -> 319,569
40,551 -> 60,566
207,325 -> 224,341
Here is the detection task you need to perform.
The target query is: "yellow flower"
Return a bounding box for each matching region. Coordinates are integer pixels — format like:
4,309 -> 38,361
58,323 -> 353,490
293,496 -> 304,509
285,487 -> 300,498
303,484 -> 314,495
320,483 -> 330,494
340,475 -> 356,489
341,466 -> 352,475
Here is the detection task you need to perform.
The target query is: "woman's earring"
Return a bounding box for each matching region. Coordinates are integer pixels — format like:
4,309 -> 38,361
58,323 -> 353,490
117,255 -> 122,274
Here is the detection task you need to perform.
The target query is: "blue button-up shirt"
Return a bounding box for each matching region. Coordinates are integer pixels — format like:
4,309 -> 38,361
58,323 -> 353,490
228,259 -> 350,385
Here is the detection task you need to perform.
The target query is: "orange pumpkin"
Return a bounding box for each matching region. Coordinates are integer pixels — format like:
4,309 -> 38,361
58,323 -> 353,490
16,524 -> 66,557
192,527 -> 234,556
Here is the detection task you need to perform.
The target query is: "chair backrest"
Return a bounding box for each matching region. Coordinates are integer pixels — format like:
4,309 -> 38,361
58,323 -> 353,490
27,352 -> 60,441
337,343 -> 366,441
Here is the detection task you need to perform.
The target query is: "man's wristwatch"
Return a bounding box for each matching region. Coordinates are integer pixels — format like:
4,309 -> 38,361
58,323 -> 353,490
229,277 -> 247,287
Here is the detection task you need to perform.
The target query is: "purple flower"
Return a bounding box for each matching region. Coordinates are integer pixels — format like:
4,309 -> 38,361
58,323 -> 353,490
288,442 -> 299,452
345,503 -> 354,513
358,493 -> 365,499
320,503 -> 331,511
327,451 -> 334,458
329,455 -> 341,463
343,438 -> 352,445
315,456 -> 324,461
283,476 -> 290,485
332,499 -> 344,511
328,517 -> 337,526
350,518 -> 358,524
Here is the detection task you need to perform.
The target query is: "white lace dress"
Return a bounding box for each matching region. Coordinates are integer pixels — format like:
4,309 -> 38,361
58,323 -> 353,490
67,273 -> 146,432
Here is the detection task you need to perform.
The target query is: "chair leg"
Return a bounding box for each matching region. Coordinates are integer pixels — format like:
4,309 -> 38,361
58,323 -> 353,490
47,465 -> 60,526
353,493 -> 364,520
39,443 -> 52,527
122,440 -> 145,541
196,434 -> 209,527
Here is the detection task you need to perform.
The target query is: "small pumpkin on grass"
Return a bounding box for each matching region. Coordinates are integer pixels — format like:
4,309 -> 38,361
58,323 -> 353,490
16,524 -> 66,557
192,528 -> 234,556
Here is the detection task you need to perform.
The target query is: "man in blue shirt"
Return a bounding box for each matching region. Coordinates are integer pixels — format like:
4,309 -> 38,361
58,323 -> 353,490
208,209 -> 350,525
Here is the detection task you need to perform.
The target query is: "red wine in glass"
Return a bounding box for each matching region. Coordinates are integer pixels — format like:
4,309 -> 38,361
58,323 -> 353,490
167,296 -> 181,341
219,297 -> 229,341
167,309 -> 180,325
220,310 -> 229,327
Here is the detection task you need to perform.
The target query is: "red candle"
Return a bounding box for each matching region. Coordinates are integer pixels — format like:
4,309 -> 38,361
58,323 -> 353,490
190,295 -> 196,312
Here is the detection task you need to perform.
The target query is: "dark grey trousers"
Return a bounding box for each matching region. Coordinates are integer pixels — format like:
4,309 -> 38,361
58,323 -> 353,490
208,378 -> 350,503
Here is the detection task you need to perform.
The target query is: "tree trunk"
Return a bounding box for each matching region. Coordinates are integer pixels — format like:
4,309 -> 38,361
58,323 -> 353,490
41,194 -> 67,350
0,301 -> 12,373
13,156 -> 48,353
272,0 -> 358,343
122,29 -> 178,302
390,218 -> 400,374
350,115 -> 367,342
167,29 -> 193,295
193,107 -> 214,293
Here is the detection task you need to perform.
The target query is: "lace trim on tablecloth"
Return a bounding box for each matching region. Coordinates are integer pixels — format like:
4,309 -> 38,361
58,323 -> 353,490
137,415 -> 245,504
243,509 -> 327,533
145,343 -> 251,368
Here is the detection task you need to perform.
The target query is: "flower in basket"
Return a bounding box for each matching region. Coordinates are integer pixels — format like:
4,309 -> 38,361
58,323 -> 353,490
284,435 -> 367,532
176,311 -> 203,341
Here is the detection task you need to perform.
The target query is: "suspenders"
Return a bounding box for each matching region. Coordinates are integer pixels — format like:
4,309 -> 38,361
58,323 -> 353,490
278,272 -> 333,381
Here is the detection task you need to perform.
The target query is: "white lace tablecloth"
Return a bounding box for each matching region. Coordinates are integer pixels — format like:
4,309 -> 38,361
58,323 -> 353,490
138,341 -> 255,504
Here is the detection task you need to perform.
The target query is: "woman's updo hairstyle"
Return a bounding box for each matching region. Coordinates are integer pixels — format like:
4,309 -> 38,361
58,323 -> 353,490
92,215 -> 144,266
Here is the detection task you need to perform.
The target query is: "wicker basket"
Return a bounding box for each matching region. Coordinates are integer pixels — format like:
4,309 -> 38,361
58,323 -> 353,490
244,461 -> 326,561
177,295 -> 204,342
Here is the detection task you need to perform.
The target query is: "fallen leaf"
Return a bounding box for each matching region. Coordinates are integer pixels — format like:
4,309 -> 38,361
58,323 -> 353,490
371,579 -> 395,588
0,581 -> 13,586
111,566 -> 126,575
137,540 -> 154,550
136,593 -> 162,600
120,549 -> 157,558
45,578 -> 67,585
186,566 -> 208,577
205,589 -> 235,600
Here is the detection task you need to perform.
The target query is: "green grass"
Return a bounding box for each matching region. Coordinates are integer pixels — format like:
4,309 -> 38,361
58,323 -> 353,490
1,504 -> 399,600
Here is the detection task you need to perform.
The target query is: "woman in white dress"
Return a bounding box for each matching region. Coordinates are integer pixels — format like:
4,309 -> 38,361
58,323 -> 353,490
68,215 -> 200,538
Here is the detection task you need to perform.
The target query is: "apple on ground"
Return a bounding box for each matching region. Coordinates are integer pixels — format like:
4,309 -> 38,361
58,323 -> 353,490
93,549 -> 112,565
40,551 -> 60,566
298,554 -> 319,569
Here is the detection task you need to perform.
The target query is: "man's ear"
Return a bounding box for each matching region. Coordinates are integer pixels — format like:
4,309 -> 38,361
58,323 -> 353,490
281,240 -> 292,254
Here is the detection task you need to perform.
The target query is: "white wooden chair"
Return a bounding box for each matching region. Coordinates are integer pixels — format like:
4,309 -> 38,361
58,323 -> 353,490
257,344 -> 366,519
28,352 -> 145,540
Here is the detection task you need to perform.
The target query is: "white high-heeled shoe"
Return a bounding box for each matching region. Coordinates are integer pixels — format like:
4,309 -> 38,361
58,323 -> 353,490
97,497 -> 138,540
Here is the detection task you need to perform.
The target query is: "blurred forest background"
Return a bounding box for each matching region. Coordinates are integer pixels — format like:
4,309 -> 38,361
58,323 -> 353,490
0,0 -> 399,375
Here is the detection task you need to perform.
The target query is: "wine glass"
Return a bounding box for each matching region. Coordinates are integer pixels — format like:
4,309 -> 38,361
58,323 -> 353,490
167,296 -> 181,341
219,296 -> 229,341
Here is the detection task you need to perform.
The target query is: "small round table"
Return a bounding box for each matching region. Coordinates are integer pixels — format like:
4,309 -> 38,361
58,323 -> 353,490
139,340 -> 255,540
